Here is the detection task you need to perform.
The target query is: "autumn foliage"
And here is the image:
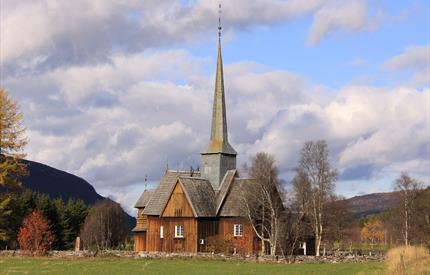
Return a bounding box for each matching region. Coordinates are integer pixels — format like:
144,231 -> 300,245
360,219 -> 384,249
17,211 -> 54,255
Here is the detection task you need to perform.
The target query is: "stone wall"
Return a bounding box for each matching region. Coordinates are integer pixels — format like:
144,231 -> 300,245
0,250 -> 385,263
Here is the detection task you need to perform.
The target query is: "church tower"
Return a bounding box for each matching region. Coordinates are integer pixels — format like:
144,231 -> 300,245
201,4 -> 237,190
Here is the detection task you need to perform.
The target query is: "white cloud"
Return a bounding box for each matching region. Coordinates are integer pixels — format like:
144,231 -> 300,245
1,0 -> 381,74
307,0 -> 378,46
382,45 -> 429,70
382,44 -> 430,86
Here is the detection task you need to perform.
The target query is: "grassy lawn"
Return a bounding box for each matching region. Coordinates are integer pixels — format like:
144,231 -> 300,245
0,257 -> 384,275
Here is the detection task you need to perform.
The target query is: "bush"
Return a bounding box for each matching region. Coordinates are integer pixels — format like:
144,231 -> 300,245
17,211 -> 54,255
385,246 -> 430,274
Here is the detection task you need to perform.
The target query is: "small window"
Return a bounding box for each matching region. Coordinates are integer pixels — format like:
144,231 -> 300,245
175,225 -> 184,238
160,226 -> 164,239
234,224 -> 243,237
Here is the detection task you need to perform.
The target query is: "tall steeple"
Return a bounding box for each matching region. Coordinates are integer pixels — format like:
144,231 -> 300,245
201,3 -> 237,190
203,3 -> 237,156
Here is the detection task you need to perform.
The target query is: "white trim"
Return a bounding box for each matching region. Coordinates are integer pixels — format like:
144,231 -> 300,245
160,226 -> 164,239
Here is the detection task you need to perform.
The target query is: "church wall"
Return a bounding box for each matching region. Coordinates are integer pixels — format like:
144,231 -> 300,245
134,232 -> 146,252
161,182 -> 194,218
146,216 -> 198,252
219,217 -> 256,254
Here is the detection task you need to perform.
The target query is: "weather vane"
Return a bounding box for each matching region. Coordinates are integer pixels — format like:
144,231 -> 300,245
218,2 -> 222,39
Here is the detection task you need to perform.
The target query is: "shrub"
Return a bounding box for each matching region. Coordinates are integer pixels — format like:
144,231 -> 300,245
385,246 -> 430,274
17,211 -> 54,255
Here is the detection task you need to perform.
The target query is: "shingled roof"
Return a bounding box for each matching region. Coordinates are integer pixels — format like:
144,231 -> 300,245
215,169 -> 237,214
134,189 -> 154,208
178,177 -> 216,217
218,178 -> 256,217
143,170 -> 200,216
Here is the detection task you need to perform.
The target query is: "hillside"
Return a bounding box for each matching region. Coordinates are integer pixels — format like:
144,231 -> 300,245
343,192 -> 399,218
19,159 -> 105,205
1,159 -> 135,228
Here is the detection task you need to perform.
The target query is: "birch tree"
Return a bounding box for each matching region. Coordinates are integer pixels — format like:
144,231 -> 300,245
296,140 -> 337,256
241,152 -> 285,256
394,173 -> 422,246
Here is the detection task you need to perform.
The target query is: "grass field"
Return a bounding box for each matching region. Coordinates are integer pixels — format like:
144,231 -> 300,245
0,257 -> 384,275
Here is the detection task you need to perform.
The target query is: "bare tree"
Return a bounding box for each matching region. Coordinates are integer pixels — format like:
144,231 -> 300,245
80,200 -> 129,250
394,173 -> 423,246
296,140 -> 337,256
241,152 -> 285,256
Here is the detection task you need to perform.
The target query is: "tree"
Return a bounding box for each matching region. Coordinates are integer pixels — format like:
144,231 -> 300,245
63,199 -> 89,249
0,89 -> 28,190
394,173 -> 423,246
360,219 -> 384,250
80,200 -> 129,250
241,152 -> 285,256
17,211 -> 54,255
295,140 -> 337,256
0,196 -> 13,243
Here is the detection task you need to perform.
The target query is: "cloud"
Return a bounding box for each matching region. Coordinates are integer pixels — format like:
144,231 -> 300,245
307,0 -> 379,46
1,0 -> 381,75
382,45 -> 429,70
382,44 -> 430,86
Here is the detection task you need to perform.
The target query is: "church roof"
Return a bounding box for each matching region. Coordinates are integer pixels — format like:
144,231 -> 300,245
215,169 -> 237,214
134,189 -> 154,208
143,170 -> 200,215
178,177 -> 216,217
218,178 -> 256,217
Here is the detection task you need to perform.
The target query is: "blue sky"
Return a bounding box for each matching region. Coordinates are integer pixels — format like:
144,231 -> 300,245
1,0 -> 429,213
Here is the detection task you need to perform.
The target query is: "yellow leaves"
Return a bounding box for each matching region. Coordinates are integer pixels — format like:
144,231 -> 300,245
0,89 -> 28,189
360,219 -> 384,244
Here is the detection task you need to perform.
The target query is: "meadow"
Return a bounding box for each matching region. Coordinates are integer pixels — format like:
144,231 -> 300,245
0,257 -> 384,275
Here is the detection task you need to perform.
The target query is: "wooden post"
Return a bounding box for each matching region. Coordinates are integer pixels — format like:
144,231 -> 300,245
75,236 -> 81,251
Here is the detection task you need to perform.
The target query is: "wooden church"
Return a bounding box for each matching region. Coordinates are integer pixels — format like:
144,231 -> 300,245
133,9 -> 260,254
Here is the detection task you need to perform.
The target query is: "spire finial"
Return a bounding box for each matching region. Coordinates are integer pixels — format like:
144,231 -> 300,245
218,3 -> 222,39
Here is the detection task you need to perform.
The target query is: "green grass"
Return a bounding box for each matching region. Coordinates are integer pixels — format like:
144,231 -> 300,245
0,257 -> 384,275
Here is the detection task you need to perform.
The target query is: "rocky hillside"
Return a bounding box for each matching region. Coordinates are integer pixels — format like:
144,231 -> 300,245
343,192 -> 399,218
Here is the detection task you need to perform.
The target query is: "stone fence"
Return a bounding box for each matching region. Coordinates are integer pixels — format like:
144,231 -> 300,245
0,250 -> 385,263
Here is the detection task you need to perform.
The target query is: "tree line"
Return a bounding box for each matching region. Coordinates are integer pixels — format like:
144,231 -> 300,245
242,141 -> 429,258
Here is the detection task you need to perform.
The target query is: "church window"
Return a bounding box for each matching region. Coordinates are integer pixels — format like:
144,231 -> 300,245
160,226 -> 164,239
234,224 -> 243,237
175,225 -> 184,238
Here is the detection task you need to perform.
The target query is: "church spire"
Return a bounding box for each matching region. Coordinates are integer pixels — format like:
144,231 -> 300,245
203,3 -> 236,156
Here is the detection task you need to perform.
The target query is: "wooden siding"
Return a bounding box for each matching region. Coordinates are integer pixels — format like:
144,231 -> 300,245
146,216 -> 197,252
162,182 -> 194,218
134,232 -> 146,252
219,217 -> 255,254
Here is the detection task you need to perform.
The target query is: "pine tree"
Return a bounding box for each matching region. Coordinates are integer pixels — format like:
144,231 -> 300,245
0,89 -> 28,190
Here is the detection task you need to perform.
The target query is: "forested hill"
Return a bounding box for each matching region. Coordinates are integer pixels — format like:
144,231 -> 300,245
343,192 -> 399,218
0,159 -> 135,228
19,159 -> 105,205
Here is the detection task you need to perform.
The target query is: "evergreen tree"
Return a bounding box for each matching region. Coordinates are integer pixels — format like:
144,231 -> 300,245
63,199 -> 89,249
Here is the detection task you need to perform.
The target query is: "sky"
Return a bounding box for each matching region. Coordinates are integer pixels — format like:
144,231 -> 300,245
0,0 -> 429,215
